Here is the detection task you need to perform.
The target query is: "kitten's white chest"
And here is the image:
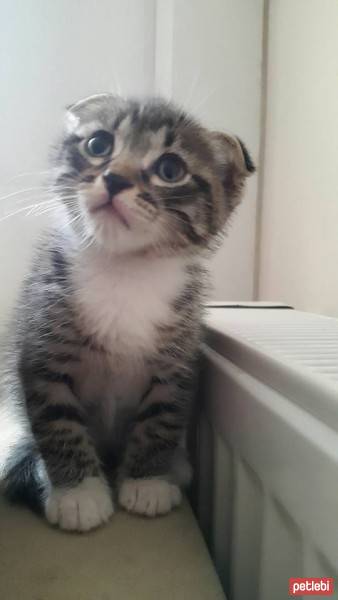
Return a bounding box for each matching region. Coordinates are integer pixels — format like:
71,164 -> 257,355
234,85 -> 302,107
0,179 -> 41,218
73,250 -> 187,358
71,250 -> 188,444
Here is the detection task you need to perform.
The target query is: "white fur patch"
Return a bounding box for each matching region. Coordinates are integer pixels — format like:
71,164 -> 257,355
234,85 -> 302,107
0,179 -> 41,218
118,478 -> 182,517
45,477 -> 114,532
73,250 -> 187,358
70,250 -> 189,441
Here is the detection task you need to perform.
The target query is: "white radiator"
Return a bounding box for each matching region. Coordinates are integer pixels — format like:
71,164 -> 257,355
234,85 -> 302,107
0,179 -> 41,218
191,305 -> 338,600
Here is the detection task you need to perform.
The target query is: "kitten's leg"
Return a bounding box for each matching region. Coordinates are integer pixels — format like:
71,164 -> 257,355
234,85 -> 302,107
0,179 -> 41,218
28,380 -> 113,531
118,372 -> 193,517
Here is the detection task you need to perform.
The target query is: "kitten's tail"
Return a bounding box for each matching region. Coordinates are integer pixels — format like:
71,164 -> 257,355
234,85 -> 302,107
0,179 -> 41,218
2,442 -> 48,514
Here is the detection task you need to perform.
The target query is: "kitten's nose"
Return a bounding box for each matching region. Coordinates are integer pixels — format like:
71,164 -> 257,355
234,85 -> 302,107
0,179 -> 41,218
103,173 -> 133,197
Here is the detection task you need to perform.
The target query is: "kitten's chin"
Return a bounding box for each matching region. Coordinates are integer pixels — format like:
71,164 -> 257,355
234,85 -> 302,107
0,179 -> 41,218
87,219 -> 159,257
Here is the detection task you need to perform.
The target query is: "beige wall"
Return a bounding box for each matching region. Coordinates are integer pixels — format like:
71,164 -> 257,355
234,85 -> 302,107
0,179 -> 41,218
258,0 -> 338,317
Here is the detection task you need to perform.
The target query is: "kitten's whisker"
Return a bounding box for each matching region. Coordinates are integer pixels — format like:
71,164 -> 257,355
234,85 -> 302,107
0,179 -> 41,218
79,231 -> 95,251
10,194 -> 54,207
7,169 -> 52,182
0,186 -> 49,202
0,198 -> 62,222
49,186 -> 76,192
163,194 -> 197,201
11,195 -> 77,211
26,205 -> 58,217
30,198 -> 79,216
109,71 -> 123,97
0,205 -> 46,223
60,213 -> 82,229
29,203 -> 62,217
166,213 -> 195,228
8,185 -> 76,205
12,197 -> 64,214
10,188 -> 74,204
189,84 -> 221,116
181,67 -> 201,112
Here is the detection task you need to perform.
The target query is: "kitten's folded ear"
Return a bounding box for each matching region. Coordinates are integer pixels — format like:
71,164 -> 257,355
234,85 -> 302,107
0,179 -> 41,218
211,132 -> 255,210
64,94 -> 114,132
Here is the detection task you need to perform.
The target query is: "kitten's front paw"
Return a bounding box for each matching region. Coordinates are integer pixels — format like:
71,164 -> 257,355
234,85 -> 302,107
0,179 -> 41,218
45,476 -> 114,532
118,478 -> 182,517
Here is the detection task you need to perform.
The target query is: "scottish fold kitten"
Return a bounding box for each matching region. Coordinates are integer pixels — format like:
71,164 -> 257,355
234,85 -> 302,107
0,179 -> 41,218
0,95 -> 254,531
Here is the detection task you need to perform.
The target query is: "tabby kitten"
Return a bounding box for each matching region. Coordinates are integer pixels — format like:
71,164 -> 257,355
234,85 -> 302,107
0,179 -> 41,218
0,95 -> 254,531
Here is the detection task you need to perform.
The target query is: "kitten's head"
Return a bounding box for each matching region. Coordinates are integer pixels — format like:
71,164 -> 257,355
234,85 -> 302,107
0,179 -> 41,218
53,94 -> 255,256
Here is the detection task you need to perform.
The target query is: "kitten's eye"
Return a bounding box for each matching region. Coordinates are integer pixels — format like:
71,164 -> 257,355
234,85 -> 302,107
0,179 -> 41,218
85,131 -> 114,158
155,153 -> 186,183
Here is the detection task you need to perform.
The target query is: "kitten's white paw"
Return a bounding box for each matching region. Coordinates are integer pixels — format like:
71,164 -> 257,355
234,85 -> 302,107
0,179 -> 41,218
45,477 -> 114,532
118,478 -> 182,517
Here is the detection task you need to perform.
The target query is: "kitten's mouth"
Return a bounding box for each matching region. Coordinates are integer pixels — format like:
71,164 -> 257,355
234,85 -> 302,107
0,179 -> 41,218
91,196 -> 131,229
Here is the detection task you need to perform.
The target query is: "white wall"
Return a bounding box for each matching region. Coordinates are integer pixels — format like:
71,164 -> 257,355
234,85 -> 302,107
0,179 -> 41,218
156,0 -> 263,300
258,0 -> 338,317
0,0 -> 262,326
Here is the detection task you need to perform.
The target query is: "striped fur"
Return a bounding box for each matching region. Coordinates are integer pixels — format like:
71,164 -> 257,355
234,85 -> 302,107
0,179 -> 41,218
0,95 -> 254,531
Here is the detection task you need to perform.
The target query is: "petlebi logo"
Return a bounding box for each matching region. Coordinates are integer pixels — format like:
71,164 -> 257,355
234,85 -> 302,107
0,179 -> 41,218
289,578 -> 334,596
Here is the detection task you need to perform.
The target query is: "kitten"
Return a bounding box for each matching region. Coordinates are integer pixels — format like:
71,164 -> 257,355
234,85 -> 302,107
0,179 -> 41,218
0,95 -> 254,531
